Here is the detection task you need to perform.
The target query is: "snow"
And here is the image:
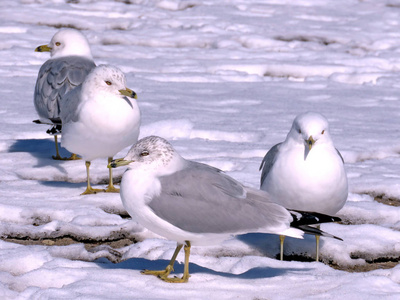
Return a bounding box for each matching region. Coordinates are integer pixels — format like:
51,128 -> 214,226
1,0 -> 400,298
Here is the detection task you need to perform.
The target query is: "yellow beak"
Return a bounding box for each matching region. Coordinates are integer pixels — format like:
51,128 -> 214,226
119,87 -> 137,99
35,44 -> 52,52
108,158 -> 133,168
307,136 -> 315,151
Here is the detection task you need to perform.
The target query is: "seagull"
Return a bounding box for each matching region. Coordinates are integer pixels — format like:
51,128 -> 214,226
110,136 -> 341,283
259,112 -> 348,261
33,28 -> 96,160
61,64 -> 141,195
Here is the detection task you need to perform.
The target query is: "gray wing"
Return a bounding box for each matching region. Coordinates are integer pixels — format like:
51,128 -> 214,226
59,85 -> 83,124
336,148 -> 345,164
148,161 -> 291,234
259,143 -> 281,187
34,56 -> 95,120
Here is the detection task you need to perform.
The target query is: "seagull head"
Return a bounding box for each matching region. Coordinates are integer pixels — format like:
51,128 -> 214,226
288,112 -> 332,158
35,28 -> 93,59
83,64 -> 137,103
109,136 -> 185,176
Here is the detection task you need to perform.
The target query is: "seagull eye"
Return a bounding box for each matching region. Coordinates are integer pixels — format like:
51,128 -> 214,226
321,130 -> 325,134
105,81 -> 112,86
298,129 -> 302,134
140,150 -> 149,157
55,42 -> 61,46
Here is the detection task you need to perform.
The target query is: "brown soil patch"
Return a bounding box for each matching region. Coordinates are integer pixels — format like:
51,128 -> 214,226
281,253 -> 400,272
2,236 -> 399,273
373,194 -> 400,207
1,236 -> 135,251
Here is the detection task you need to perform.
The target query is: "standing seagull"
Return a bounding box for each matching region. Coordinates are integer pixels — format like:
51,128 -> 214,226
33,28 -> 96,160
110,136 -> 341,283
61,65 -> 141,195
259,112 -> 348,261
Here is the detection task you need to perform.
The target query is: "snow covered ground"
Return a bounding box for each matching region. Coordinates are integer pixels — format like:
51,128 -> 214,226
1,0 -> 400,298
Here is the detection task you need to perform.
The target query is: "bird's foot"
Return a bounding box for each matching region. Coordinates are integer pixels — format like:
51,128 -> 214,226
141,265 -> 173,278
80,187 -> 105,195
67,153 -> 81,160
52,154 -> 68,160
51,154 -> 67,160
141,266 -> 189,283
52,153 -> 81,161
158,274 -> 190,283
140,266 -> 174,278
104,185 -> 120,193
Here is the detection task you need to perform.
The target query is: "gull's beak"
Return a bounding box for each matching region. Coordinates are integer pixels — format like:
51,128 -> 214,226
119,88 -> 137,99
304,135 -> 315,160
35,44 -> 52,52
306,136 -> 315,151
108,158 -> 133,168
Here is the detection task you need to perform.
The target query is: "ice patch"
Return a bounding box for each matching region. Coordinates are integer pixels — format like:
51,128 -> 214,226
330,73 -> 387,85
0,27 -> 27,33
141,119 -> 261,143
156,0 -> 197,11
190,129 -> 261,143
343,147 -> 400,163
141,119 -> 194,140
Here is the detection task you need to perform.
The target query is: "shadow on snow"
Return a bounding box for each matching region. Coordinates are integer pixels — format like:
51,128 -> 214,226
8,138 -> 73,162
95,256 -> 311,280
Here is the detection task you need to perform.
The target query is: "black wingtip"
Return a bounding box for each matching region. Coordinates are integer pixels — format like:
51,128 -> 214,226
289,209 -> 341,227
46,124 -> 62,135
49,117 -> 62,125
298,225 -> 343,240
289,210 -> 343,240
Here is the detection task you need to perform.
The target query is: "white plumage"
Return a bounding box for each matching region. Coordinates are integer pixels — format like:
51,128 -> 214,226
33,28 -> 95,160
61,64 -> 140,194
260,112 -> 348,260
111,135 -> 342,282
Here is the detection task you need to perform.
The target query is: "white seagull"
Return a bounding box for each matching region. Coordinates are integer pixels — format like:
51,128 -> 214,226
33,28 -> 96,160
61,64 -> 141,195
110,136 -> 341,283
260,112 -> 348,261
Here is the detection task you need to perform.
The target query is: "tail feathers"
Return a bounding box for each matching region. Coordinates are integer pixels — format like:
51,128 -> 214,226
289,209 -> 342,240
49,117 -> 62,125
33,119 -> 52,125
33,118 -> 62,125
46,124 -> 62,135
33,118 -> 63,135
298,225 -> 343,241
289,209 -> 341,227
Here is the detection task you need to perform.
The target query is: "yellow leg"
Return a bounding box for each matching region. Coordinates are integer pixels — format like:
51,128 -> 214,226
315,235 -> 320,262
279,235 -> 285,261
315,224 -> 321,262
181,241 -> 191,282
51,135 -> 63,160
163,241 -> 191,283
142,241 -> 192,283
81,161 -> 105,195
142,244 -> 183,278
105,157 -> 120,193
51,135 -> 81,161
67,153 -> 81,160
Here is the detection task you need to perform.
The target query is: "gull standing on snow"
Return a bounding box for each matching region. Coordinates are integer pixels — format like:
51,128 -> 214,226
61,64 -> 140,195
33,28 -> 96,160
110,136 -> 341,283
259,112 -> 348,261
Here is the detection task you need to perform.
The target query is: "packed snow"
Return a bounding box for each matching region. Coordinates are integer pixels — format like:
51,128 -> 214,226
1,0 -> 400,299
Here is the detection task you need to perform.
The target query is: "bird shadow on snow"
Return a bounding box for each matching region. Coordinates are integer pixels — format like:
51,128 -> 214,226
95,256 -> 310,280
8,138 -> 73,168
237,232 -> 321,259
39,179 -> 88,190
95,232 -> 317,280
